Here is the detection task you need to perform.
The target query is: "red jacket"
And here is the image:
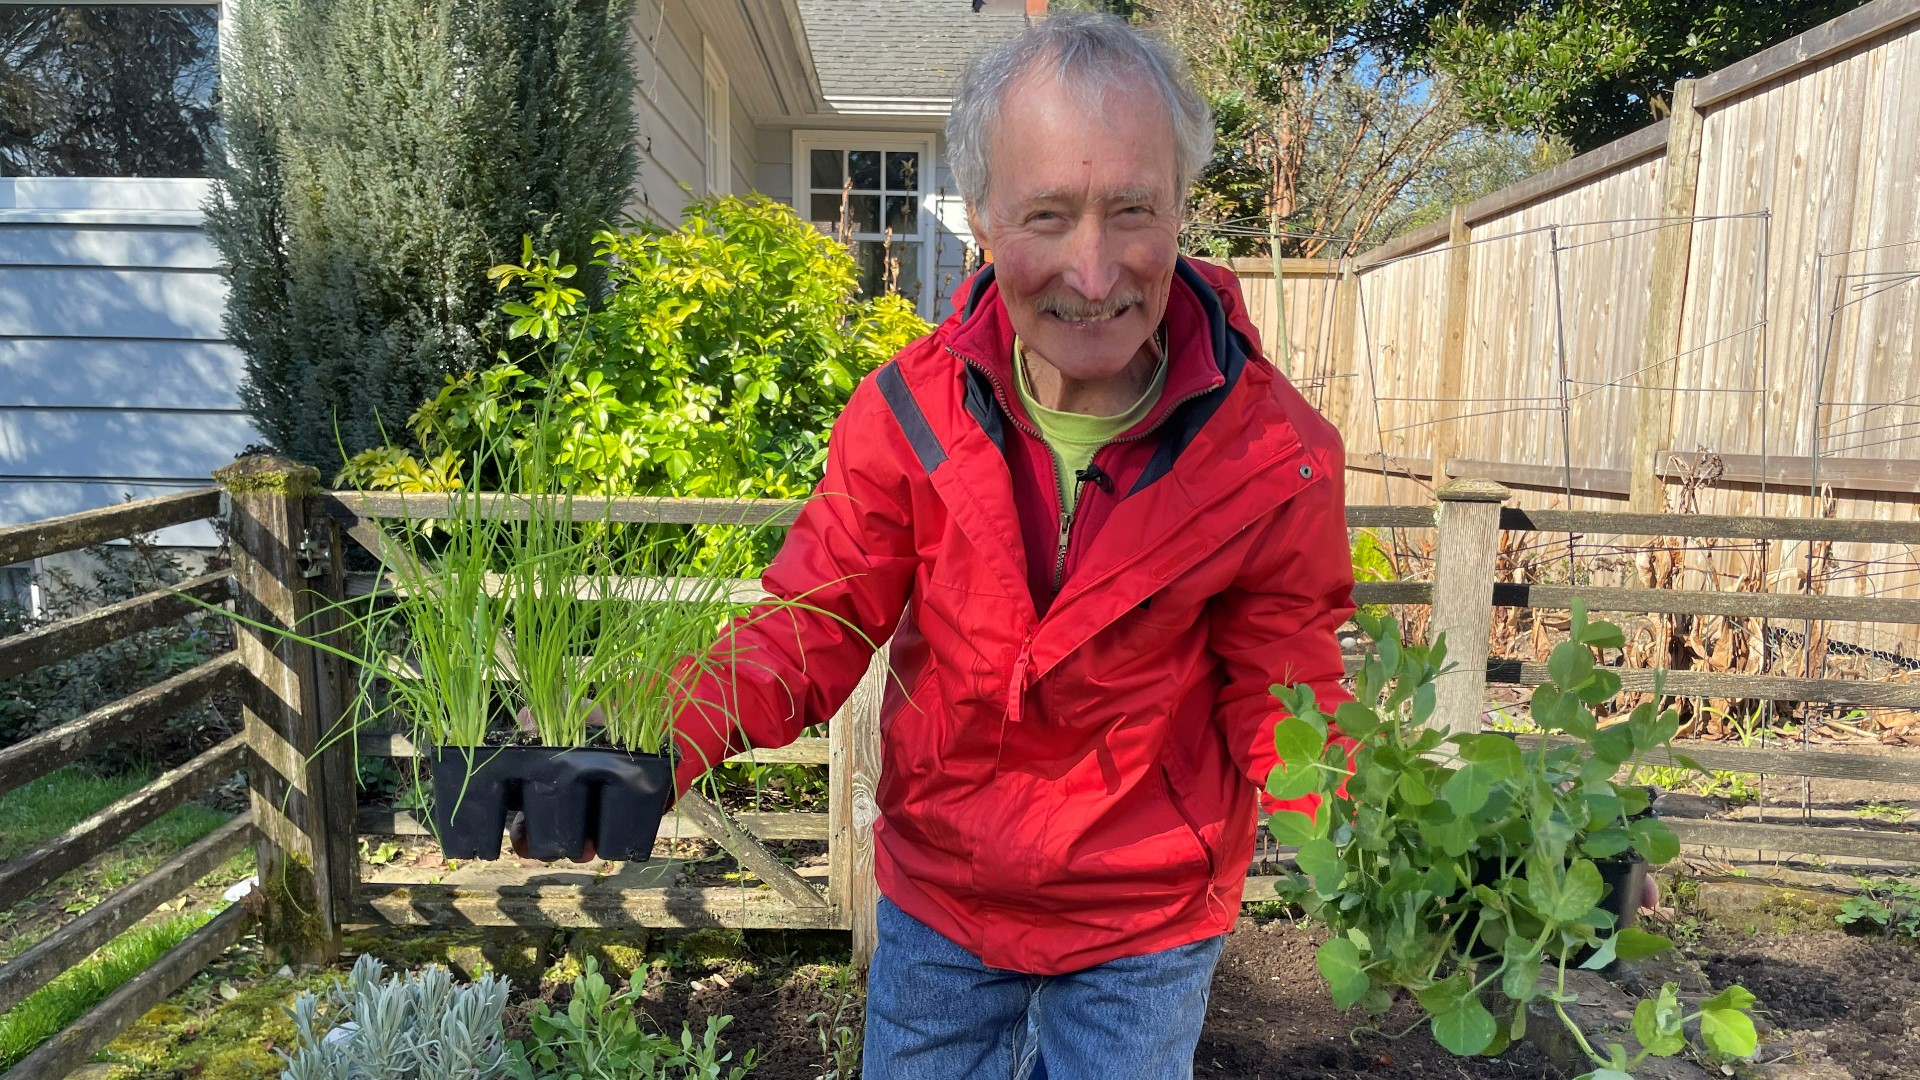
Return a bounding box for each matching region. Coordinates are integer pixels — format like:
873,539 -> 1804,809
673,257 -> 1355,974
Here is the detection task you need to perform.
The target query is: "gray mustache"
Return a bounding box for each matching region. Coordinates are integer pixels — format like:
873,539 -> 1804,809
1034,290 -> 1144,321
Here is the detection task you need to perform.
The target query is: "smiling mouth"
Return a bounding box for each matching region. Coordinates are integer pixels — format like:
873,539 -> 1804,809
1048,303 -> 1134,326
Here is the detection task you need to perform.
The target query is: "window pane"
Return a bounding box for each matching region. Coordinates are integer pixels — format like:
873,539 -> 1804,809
809,148 -> 842,189
850,241 -> 885,299
848,150 -> 882,190
885,152 -> 920,192
889,241 -> 923,302
810,193 -> 846,229
845,193 -> 880,234
0,5 -> 220,178
849,240 -> 923,304
885,195 -> 917,235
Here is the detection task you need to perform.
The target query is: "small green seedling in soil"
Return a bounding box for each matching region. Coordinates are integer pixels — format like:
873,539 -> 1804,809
1854,802 -> 1912,824
508,957 -> 754,1080
1266,603 -> 1759,1079
1837,878 -> 1920,940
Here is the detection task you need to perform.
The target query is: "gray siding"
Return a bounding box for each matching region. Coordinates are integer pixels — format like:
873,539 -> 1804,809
754,126 -> 793,202
628,0 -> 709,227
728,75 -> 757,198
0,178 -> 249,545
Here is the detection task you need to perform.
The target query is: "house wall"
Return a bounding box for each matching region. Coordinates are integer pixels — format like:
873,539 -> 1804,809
0,177 -> 247,545
729,76 -> 759,199
1,1 -> 983,546
755,127 -> 794,204
627,0 -> 709,226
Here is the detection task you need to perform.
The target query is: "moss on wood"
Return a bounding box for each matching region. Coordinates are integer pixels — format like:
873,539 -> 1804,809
213,457 -> 321,499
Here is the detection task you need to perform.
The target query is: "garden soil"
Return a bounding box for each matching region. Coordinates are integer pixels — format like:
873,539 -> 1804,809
1197,918 -> 1562,1079
1691,922 -> 1920,1080
595,916 -> 1564,1080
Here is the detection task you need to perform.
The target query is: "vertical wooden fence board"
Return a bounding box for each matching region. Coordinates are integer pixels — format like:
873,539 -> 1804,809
828,652 -> 888,972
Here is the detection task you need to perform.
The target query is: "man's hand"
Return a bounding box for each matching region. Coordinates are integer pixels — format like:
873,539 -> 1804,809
503,704 -> 604,863
507,812 -> 598,863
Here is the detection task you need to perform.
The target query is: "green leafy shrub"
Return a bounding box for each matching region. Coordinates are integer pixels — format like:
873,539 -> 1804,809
279,954 -> 512,1080
1267,604 -> 1757,1078
211,0 -> 638,468
1348,528 -> 1396,619
508,957 -> 754,1080
339,194 -> 931,503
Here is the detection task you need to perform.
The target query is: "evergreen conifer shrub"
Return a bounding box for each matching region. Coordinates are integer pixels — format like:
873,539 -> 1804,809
207,0 -> 638,467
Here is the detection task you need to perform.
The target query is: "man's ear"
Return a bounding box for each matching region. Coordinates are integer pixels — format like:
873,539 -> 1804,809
965,201 -> 991,252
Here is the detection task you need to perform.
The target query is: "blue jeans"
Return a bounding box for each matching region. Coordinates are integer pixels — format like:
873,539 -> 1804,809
862,897 -> 1225,1080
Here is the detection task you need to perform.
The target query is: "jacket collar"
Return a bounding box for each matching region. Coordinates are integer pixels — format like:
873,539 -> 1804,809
942,258 -> 1227,439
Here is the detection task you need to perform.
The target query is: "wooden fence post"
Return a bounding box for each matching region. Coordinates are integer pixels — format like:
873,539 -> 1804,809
215,455 -> 352,964
1428,478 -> 1511,734
828,653 -> 887,973
1431,206 -> 1473,486
1325,259 -> 1360,433
1628,78 -> 1705,513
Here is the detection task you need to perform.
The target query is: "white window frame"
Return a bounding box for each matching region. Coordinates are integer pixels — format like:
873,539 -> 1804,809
792,130 -> 938,317
702,39 -> 730,196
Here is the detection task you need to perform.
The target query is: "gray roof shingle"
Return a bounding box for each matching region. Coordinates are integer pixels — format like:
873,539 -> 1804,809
796,0 -> 1028,103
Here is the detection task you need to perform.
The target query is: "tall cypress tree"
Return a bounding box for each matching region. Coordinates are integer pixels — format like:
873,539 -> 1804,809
207,0 -> 636,468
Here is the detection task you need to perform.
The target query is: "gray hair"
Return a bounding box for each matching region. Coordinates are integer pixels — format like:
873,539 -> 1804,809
946,13 -> 1213,207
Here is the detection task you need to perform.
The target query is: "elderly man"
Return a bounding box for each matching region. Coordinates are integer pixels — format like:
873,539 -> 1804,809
670,14 -> 1355,1079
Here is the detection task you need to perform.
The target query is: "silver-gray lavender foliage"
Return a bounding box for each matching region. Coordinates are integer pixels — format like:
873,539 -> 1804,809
280,954 -> 512,1080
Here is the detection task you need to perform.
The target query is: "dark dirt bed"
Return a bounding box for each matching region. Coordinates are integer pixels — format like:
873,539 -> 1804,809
556,916 -> 1564,1080
1197,917 -> 1560,1080
1690,921 -> 1920,1080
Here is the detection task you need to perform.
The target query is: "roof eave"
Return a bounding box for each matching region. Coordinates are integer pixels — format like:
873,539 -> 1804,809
821,95 -> 953,117
770,0 -> 827,118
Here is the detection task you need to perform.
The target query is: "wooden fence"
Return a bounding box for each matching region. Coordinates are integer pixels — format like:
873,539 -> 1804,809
1228,0 -> 1920,659
309,476 -> 891,967
0,490 -> 254,1079
6,470 -> 1920,1071
1375,480 -> 1920,868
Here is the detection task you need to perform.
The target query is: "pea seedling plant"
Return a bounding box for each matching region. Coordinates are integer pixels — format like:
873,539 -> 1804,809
1266,603 -> 1759,1079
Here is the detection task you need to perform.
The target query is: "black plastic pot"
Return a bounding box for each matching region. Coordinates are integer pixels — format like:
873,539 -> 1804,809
1596,854 -> 1649,933
1459,851 -> 1649,964
427,745 -> 674,862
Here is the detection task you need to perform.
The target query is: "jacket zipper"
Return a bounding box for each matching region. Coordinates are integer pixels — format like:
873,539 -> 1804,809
942,343 -> 1224,596
1052,487 -> 1078,593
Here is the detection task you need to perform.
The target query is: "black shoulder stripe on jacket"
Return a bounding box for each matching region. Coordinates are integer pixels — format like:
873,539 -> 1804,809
960,264 -> 997,320
962,366 -> 1008,456
1129,259 -> 1250,495
877,361 -> 947,473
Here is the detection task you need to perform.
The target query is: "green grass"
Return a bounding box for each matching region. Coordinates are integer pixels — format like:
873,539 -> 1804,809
0,908 -> 218,1068
0,767 -> 232,864
0,767 -> 247,962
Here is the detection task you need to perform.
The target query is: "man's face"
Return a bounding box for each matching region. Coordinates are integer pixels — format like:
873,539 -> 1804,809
969,71 -> 1181,381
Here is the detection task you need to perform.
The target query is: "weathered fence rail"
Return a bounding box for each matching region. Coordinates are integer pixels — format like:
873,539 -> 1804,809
1412,479 -> 1920,869
0,486 -> 256,1078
